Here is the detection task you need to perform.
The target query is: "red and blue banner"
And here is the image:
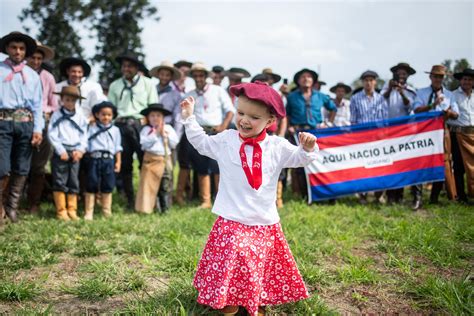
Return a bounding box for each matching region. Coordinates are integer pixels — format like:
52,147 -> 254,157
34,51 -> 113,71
303,112 -> 445,202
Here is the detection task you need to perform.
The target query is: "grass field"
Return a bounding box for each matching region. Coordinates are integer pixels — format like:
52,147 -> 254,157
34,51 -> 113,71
0,192 -> 472,315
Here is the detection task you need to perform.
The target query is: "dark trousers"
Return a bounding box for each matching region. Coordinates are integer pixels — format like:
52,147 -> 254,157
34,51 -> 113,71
177,133 -> 193,169
0,120 -> 34,177
183,129 -> 219,175
116,119 -> 143,205
86,158 -> 116,193
451,131 -> 466,201
51,153 -> 80,193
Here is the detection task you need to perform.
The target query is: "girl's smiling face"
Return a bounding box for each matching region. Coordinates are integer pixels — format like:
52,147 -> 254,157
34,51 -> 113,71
236,96 -> 276,138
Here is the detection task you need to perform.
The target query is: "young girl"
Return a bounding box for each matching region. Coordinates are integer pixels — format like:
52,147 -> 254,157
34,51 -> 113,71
181,81 -> 318,316
135,103 -> 179,214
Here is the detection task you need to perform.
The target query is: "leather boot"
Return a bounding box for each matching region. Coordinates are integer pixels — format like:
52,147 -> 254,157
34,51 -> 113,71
276,180 -> 284,209
198,175 -> 212,209
175,168 -> 190,206
66,194 -> 79,221
84,193 -> 95,220
101,193 -> 112,218
0,177 -> 5,226
53,191 -> 69,221
5,174 -> 27,223
27,173 -> 45,213
158,192 -> 170,213
122,173 -> 135,211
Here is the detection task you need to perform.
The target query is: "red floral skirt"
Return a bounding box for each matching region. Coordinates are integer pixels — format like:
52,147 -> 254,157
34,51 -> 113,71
193,217 -> 309,315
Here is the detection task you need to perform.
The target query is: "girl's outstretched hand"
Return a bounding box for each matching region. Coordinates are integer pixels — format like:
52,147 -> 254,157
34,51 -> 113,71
299,132 -> 317,152
181,96 -> 195,120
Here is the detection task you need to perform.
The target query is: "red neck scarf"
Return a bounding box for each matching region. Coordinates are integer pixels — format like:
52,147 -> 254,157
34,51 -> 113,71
239,129 -> 267,190
4,58 -> 27,83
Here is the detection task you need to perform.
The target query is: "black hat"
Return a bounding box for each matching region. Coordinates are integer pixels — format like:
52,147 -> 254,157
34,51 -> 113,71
59,57 -> 91,78
360,70 -> 379,80
293,68 -> 318,87
453,68 -> 474,80
330,82 -> 352,94
92,101 -> 118,119
251,73 -> 270,83
317,80 -> 326,86
140,103 -> 172,117
226,67 -> 251,79
390,62 -> 416,75
0,31 -> 37,58
116,51 -> 146,71
262,68 -> 282,83
174,60 -> 193,68
212,65 -> 225,73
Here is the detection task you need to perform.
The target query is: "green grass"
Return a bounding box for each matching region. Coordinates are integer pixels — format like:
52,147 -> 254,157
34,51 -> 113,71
0,191 -> 472,314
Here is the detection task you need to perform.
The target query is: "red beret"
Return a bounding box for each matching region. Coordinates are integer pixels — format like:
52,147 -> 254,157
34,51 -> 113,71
229,81 -> 286,118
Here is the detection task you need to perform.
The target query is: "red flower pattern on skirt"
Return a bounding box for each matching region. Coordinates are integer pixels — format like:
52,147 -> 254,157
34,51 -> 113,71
193,217 -> 309,316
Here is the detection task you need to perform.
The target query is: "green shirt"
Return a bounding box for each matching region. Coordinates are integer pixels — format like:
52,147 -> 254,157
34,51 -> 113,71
108,74 -> 158,119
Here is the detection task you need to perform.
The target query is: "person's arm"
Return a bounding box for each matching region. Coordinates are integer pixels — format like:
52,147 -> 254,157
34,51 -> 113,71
324,97 -> 337,124
139,126 -> 159,150
147,79 -> 159,104
48,113 -> 66,156
114,152 -> 121,173
349,96 -> 358,124
166,125 -> 180,149
214,88 -> 235,132
278,132 -> 318,169
48,75 -> 59,113
31,74 -> 44,146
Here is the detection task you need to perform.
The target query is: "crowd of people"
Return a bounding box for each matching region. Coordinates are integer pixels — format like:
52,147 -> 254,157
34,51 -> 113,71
0,30 -> 473,225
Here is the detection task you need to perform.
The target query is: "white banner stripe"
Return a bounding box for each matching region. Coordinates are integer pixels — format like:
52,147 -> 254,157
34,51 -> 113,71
306,129 -> 444,174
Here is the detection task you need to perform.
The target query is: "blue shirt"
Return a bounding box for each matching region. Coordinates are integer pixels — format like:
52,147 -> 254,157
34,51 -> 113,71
350,90 -> 388,124
413,86 -> 459,113
0,60 -> 44,132
157,84 -> 183,138
87,122 -> 122,154
48,108 -> 88,155
286,89 -> 336,128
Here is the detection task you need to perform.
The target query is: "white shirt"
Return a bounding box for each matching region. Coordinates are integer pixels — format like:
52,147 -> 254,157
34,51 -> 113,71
184,115 -> 318,226
380,82 -> 416,118
450,87 -> 474,127
323,98 -> 351,126
184,84 -> 235,127
56,79 -> 107,120
140,124 -> 179,156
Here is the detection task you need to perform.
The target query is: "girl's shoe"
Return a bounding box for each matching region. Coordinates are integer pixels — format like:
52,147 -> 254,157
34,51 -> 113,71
219,305 -> 239,315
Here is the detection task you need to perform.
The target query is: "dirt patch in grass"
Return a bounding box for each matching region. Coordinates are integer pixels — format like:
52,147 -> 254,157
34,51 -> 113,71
0,254 -> 170,314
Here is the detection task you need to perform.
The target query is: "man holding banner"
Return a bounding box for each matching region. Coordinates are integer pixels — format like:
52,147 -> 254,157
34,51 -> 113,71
381,63 -> 418,208
350,70 -> 388,204
286,68 -> 337,198
413,65 -> 459,205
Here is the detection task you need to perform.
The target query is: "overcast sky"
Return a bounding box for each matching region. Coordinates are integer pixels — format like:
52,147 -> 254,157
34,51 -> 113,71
1,0 -> 473,93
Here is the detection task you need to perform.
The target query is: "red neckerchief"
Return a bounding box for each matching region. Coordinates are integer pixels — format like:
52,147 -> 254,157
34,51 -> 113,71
239,129 -> 267,190
4,58 -> 27,83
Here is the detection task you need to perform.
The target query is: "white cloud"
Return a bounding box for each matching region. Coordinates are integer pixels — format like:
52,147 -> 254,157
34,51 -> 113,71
256,24 -> 305,48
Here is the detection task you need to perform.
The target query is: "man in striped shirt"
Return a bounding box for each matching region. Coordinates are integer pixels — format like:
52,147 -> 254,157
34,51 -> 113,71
350,70 -> 388,204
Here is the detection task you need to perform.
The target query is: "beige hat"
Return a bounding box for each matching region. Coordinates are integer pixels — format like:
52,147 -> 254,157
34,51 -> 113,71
190,62 -> 209,77
35,41 -> 55,62
425,65 -> 447,76
53,85 -> 85,100
262,68 -> 281,83
150,61 -> 181,80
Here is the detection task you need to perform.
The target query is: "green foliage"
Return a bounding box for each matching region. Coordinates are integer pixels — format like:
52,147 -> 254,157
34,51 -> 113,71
84,0 -> 159,84
0,278 -> 43,302
442,58 -> 472,91
18,0 -> 86,79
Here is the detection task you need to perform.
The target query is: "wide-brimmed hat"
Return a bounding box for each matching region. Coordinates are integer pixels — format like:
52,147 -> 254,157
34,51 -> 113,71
53,85 -> 85,100
0,31 -> 37,58
212,65 -> 225,74
230,81 -> 286,118
316,80 -> 326,86
116,51 -> 146,71
251,73 -> 270,83
293,68 -> 318,86
390,62 -> 416,75
227,67 -> 251,79
92,101 -> 118,119
360,70 -> 379,80
174,60 -> 193,69
330,82 -> 352,94
140,103 -> 172,117
190,62 -> 210,77
262,68 -> 281,83
59,57 -> 91,78
425,65 -> 446,76
150,61 -> 181,80
34,41 -> 55,62
453,68 -> 474,80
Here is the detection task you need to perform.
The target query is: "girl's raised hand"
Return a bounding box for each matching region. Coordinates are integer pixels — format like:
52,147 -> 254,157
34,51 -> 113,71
180,96 -> 195,119
298,132 -> 317,152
